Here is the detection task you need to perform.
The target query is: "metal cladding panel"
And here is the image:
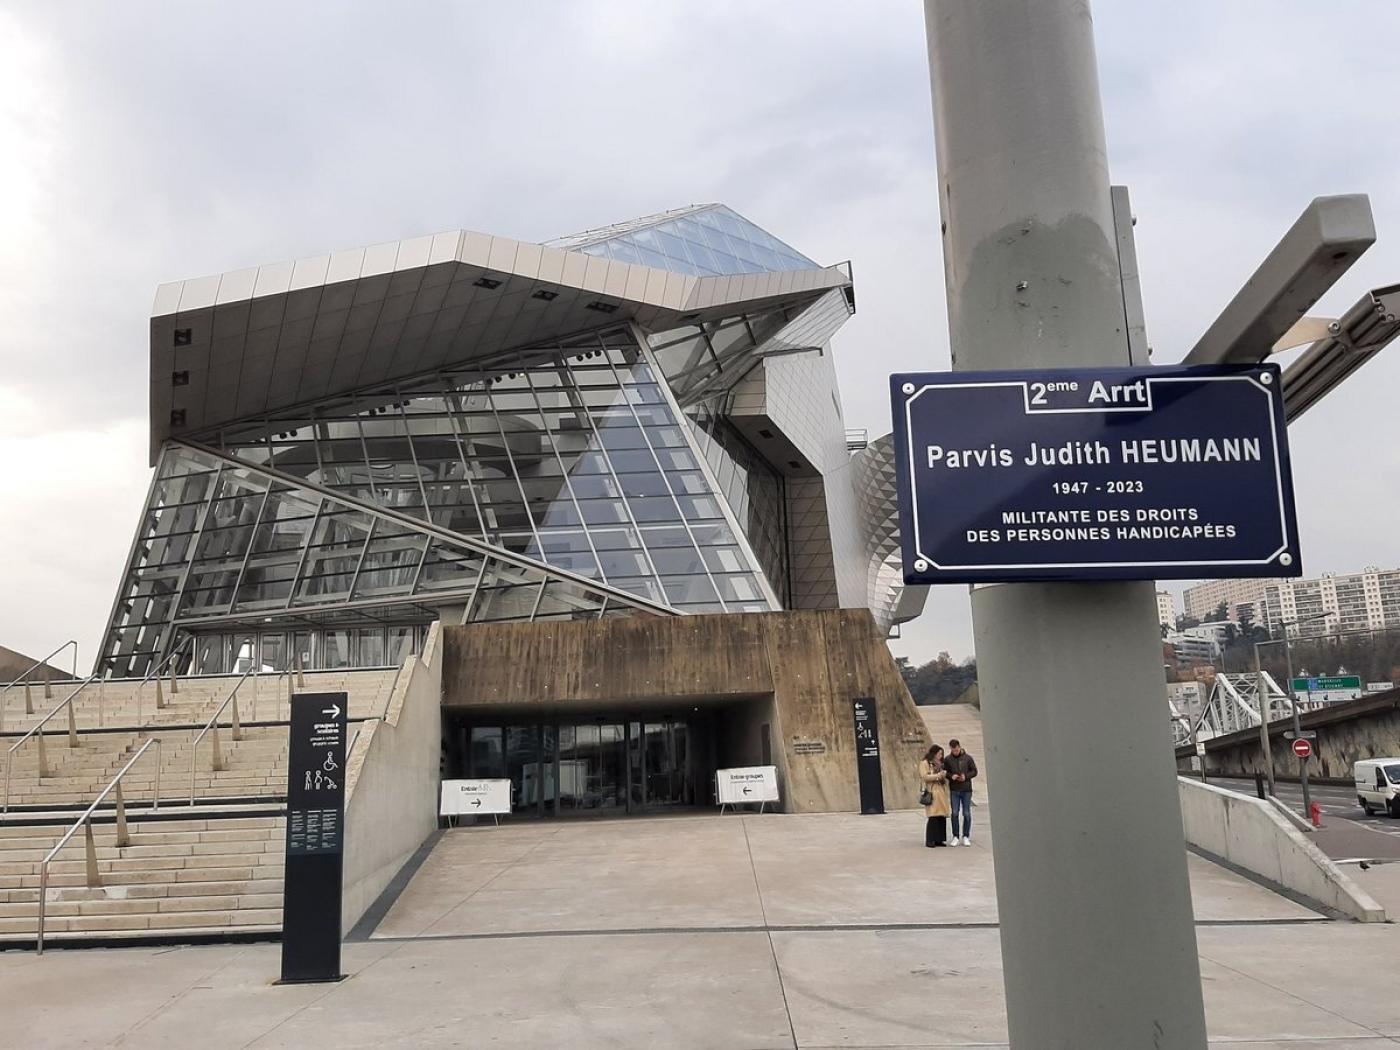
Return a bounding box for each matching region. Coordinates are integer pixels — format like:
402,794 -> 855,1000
851,434 -> 930,632
151,230 -> 850,464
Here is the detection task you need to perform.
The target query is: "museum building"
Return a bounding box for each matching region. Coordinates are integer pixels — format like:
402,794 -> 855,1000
99,204 -> 930,817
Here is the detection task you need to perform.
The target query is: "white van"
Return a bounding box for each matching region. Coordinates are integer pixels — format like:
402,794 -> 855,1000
1354,758 -> 1400,817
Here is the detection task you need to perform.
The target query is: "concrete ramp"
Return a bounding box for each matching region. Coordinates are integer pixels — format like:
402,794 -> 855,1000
1179,777 -> 1385,922
917,703 -> 987,800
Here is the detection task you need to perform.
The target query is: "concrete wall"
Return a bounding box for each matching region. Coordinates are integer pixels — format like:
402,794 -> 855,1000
341,622 -> 443,934
442,609 -> 929,814
1176,690 -> 1400,782
1177,777 -> 1384,922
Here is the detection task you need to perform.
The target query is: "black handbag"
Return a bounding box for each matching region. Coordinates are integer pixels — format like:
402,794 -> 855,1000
919,786 -> 934,807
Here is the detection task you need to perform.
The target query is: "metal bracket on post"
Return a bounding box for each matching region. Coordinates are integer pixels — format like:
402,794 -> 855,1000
155,677 -> 166,710
211,720 -> 225,772
24,682 -> 34,715
1184,195 -> 1375,367
66,701 -> 78,749
37,731 -> 50,779
1111,185 -> 1150,365
1282,282 -> 1400,422
231,693 -> 243,742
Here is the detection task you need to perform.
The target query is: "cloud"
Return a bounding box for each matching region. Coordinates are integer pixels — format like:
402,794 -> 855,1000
1,1 -> 1397,669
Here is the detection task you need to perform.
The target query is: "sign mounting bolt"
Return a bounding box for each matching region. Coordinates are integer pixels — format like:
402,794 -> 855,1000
902,382 -> 916,395
913,558 -> 929,572
1259,372 -> 1273,385
1279,552 -> 1293,566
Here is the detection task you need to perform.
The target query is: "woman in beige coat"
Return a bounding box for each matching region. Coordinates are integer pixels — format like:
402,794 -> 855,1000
920,744 -> 951,847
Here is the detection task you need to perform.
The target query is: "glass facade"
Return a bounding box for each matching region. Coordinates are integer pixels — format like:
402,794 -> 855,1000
455,716 -> 705,818
101,440 -> 666,676
102,327 -> 776,676
101,202 -> 919,678
205,327 -> 773,615
648,289 -> 854,408
688,402 -> 789,605
550,204 -> 817,277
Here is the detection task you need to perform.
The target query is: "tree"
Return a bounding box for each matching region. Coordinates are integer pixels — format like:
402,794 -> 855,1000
903,651 -> 979,705
1204,601 -> 1229,623
1176,614 -> 1201,631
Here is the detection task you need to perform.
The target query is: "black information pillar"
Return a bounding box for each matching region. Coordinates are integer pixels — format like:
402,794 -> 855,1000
852,698 -> 885,815
279,692 -> 347,984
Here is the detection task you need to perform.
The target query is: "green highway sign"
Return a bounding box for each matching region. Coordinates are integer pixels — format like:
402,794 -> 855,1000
1292,675 -> 1362,692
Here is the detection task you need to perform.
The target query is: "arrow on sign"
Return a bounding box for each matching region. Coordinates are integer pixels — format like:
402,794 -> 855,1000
742,786 -> 752,795
323,703 -> 341,719
471,798 -> 482,808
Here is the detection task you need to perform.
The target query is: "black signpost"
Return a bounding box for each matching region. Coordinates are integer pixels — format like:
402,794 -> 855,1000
279,692 -> 347,984
852,698 -> 885,815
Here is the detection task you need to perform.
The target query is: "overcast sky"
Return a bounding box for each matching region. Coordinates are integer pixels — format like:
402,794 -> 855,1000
3,1 -> 1399,673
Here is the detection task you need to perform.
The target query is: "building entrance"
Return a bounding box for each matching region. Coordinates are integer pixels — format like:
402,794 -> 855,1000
451,715 -> 711,818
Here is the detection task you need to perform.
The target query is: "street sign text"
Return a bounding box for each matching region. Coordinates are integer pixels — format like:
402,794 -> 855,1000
891,365 -> 1301,583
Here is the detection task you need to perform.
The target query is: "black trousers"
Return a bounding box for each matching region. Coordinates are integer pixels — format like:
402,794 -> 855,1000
925,816 -> 947,846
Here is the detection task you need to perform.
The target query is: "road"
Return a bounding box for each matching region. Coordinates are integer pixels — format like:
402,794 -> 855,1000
1270,779 -> 1400,861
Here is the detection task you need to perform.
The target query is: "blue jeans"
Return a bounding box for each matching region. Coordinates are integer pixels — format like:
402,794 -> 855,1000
950,791 -> 973,839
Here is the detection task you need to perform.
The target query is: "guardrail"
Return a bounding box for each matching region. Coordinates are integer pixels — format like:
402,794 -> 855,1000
37,738 -> 162,954
134,636 -> 193,725
188,666 -> 257,805
0,640 -> 78,732
3,672 -> 103,817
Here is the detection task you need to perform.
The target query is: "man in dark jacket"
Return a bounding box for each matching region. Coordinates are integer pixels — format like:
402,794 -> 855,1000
944,739 -> 978,845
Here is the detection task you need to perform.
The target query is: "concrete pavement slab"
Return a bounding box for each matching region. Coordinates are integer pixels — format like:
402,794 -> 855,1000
374,816 -> 765,937
1198,923 -> 1400,1038
1,811 -> 1388,1049
1347,861 -> 1400,916
772,929 -> 1008,1047
375,810 -> 1322,939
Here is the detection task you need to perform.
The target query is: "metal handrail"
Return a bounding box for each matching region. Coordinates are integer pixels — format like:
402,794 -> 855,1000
3,671 -> 103,817
135,635 -> 194,725
37,738 -> 162,954
0,640 -> 78,732
188,665 -> 257,805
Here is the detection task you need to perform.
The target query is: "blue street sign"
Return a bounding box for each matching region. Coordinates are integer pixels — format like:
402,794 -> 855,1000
890,364 -> 1301,584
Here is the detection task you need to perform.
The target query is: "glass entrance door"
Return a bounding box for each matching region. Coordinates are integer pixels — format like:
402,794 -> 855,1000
639,721 -> 690,808
557,723 -> 626,814
459,716 -> 698,818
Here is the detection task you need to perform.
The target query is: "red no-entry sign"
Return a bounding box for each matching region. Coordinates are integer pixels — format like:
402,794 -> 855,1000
1292,738 -> 1313,759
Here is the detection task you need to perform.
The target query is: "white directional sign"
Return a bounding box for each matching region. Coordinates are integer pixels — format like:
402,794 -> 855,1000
715,766 -> 779,805
440,779 -> 512,817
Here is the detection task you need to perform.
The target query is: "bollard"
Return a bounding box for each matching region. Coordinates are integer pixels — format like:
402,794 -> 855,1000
1254,772 -> 1266,799
1310,800 -> 1323,827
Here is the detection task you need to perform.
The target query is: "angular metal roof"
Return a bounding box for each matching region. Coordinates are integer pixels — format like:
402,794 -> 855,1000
149,222 -> 849,463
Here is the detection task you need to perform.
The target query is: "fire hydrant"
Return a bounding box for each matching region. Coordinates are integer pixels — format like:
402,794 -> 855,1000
1310,800 -> 1323,827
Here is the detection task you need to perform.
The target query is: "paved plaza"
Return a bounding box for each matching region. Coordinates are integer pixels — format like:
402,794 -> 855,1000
3,809 -> 1399,1048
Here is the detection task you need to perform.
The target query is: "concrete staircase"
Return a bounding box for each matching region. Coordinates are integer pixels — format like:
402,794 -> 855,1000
0,666 -> 401,947
0,815 -> 285,942
1,669 -> 397,739
1,670 -> 396,811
